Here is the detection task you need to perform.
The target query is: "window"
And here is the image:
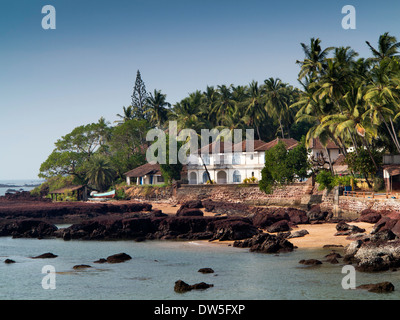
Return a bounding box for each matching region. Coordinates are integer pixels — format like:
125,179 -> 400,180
203,171 -> 209,184
201,154 -> 210,165
233,170 -> 241,183
250,154 -> 254,160
251,172 -> 254,177
232,153 -> 241,165
157,176 -> 164,183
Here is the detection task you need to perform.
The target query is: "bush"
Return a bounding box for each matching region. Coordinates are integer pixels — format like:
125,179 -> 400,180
243,177 -> 258,184
315,171 -> 335,191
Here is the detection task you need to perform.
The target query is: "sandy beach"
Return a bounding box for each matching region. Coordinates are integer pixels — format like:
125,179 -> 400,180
149,201 -> 374,249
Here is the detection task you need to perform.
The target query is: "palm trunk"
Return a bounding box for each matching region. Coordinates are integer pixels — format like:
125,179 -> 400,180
199,154 -> 213,184
279,118 -> 285,139
324,146 -> 334,175
361,137 -> 378,171
389,117 -> 400,152
380,112 -> 400,153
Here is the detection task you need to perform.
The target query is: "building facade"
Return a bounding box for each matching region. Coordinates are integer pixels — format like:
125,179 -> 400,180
186,138 -> 298,185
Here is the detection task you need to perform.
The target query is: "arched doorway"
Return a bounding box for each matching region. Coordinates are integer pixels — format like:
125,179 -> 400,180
189,172 -> 197,185
233,170 -> 241,183
217,171 -> 227,184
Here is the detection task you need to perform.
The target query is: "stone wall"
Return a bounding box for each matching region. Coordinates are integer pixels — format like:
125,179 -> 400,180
175,183 -> 311,208
338,196 -> 400,218
124,185 -> 174,201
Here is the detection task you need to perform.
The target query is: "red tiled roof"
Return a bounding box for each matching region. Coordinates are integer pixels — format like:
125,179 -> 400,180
309,138 -> 339,149
124,163 -> 161,178
256,138 -> 299,151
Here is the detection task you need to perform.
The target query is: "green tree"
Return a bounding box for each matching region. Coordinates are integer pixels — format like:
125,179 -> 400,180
39,120 -> 110,181
131,70 -> 149,120
145,89 -> 170,128
159,135 -> 183,184
85,154 -> 116,191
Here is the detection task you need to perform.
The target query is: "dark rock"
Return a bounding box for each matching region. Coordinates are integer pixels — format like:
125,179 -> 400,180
266,220 -> 290,233
176,208 -> 204,217
106,253 -> 132,263
73,264 -> 92,270
359,210 -> 382,224
190,282 -> 214,290
4,259 -> 15,264
357,282 -> 395,293
174,280 -> 214,293
211,217 -> 260,241
198,268 -> 214,274
336,221 -> 365,234
325,252 -> 342,264
32,252 -> 58,259
307,204 -> 330,221
3,219 -> 58,239
180,200 -> 203,209
234,233 -> 294,254
174,280 -> 192,293
287,229 -> 309,239
286,208 -> 309,224
299,259 -> 322,266
94,258 -> 107,264
150,210 -> 167,217
371,229 -> 396,242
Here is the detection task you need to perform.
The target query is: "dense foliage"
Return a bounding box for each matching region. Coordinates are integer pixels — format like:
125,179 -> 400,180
37,32 -> 400,196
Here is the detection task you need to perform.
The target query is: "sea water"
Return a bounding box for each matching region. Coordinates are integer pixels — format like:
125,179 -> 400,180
0,236 -> 399,300
0,180 -> 43,196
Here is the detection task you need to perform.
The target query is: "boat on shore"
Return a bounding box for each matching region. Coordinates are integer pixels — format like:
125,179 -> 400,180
89,190 -> 116,200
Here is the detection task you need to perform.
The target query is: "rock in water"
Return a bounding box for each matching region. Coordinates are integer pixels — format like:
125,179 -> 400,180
31,252 -> 58,259
73,264 -> 92,270
174,280 -> 214,293
357,282 -> 395,293
299,259 -> 322,266
106,253 -> 132,263
198,268 -> 214,274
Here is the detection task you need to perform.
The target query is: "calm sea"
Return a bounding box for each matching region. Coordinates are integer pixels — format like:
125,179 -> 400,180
0,235 -> 399,300
0,179 -> 43,196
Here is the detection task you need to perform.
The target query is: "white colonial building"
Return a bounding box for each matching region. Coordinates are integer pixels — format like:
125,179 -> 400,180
186,138 -> 298,185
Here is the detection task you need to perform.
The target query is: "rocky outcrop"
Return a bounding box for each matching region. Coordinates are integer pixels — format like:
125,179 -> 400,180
31,252 -> 58,259
0,219 -> 57,239
106,253 -> 132,263
299,259 -> 322,266
174,280 -> 214,293
0,197 -> 153,224
56,215 -> 260,242
198,268 -> 214,274
357,282 -> 395,293
335,221 -> 366,236
359,209 -> 382,224
233,233 -> 294,253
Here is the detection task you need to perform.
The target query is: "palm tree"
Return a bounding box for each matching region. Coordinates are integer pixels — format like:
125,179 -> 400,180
296,37 -> 334,80
242,81 -> 266,139
264,77 -> 291,138
366,32 -> 400,62
145,89 -> 171,128
85,154 -> 116,192
115,106 -> 134,124
364,58 -> 400,152
211,85 -> 236,125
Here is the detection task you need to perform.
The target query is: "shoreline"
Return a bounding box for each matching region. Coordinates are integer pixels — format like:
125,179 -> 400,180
148,202 -> 375,250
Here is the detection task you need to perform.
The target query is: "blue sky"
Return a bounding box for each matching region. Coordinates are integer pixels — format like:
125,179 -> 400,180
0,0 -> 399,179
